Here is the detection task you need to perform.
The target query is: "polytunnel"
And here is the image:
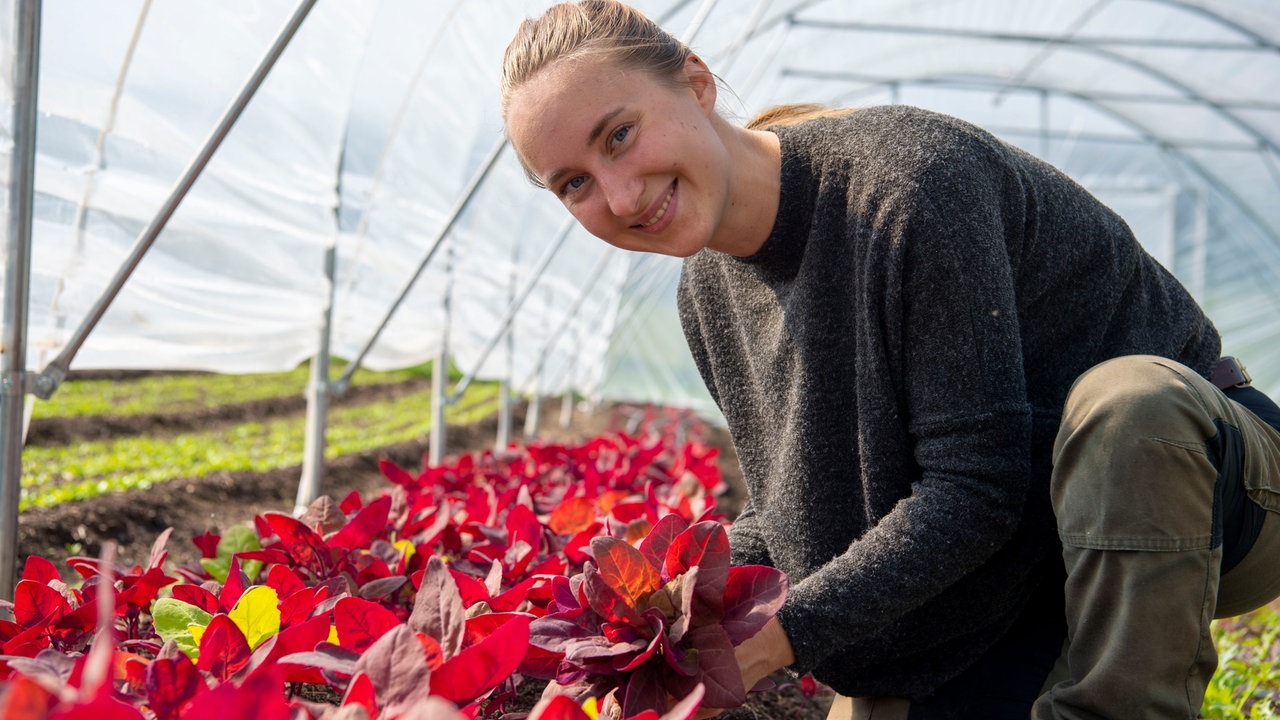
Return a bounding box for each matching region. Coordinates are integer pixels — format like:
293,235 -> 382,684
2,0 -> 1280,590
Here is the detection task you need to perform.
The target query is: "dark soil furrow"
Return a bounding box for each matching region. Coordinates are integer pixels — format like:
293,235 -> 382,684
18,411 -> 503,576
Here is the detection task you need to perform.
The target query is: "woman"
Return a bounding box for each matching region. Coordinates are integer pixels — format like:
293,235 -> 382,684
500,2 -> 1280,718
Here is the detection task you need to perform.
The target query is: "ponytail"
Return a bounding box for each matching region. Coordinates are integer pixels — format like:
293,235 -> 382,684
745,103 -> 858,130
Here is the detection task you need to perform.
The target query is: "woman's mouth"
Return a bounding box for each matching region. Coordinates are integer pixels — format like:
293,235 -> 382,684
633,181 -> 677,233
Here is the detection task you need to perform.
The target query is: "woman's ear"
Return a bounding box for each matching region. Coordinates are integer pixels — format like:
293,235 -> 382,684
684,54 -> 717,113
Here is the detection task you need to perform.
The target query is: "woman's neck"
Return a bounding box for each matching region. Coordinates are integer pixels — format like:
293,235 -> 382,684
711,121 -> 781,257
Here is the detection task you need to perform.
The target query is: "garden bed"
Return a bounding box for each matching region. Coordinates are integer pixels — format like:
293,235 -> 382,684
8,370 -> 1275,718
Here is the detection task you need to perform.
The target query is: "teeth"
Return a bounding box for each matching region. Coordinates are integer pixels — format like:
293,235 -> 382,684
640,185 -> 674,227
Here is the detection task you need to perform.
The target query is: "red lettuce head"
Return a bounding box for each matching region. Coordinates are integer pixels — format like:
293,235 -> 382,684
525,515 -> 788,717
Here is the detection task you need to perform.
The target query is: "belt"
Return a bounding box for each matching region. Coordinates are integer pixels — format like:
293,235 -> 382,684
1210,356 -> 1252,390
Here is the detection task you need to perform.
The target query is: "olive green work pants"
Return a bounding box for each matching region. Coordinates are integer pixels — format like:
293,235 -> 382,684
1034,355 -> 1280,719
826,356 -> 1280,720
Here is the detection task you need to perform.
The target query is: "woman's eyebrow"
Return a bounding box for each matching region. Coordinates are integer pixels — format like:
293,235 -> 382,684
587,107 -> 625,147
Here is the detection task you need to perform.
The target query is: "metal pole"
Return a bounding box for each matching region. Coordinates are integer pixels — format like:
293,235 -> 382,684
496,378 -> 512,450
428,238 -> 454,466
559,381 -> 574,429
31,0 -> 319,400
523,378 -> 542,439
295,244 -> 336,513
429,344 -> 449,465
0,0 -> 42,600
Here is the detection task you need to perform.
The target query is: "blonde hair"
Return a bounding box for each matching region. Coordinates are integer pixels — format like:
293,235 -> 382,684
500,0 -> 691,125
745,103 -> 858,130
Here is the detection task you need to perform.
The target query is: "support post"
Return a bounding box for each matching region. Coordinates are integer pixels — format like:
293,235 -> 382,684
495,378 -> 512,451
429,345 -> 448,465
0,0 -> 41,601
523,384 -> 542,439
428,236 -> 455,466
559,392 -> 574,429
295,244 -> 336,513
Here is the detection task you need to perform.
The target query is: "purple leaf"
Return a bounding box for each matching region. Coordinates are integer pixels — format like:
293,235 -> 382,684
298,495 -> 347,537
637,514 -> 687,578
612,621 -> 663,673
563,635 -> 646,664
664,522 -> 729,626
621,662 -> 669,718
720,566 -> 788,645
549,575 -> 581,612
277,642 -> 360,677
529,614 -> 599,654
4,648 -> 78,688
663,624 -> 744,710
358,575 -> 409,601
352,624 -> 433,717
409,555 -> 465,659
582,562 -> 644,626
591,537 -> 661,615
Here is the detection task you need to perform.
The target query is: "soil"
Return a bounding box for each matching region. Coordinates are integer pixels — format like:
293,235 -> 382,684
14,375 -> 833,720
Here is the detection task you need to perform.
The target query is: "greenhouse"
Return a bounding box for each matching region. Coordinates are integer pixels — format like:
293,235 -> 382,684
2,0 -> 1279,717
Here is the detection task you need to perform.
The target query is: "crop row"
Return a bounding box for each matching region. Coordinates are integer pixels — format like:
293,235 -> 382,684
30,362 -> 436,420
20,382 -> 500,510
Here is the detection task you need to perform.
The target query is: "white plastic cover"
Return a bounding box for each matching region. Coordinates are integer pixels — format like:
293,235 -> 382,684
3,0 -> 1279,415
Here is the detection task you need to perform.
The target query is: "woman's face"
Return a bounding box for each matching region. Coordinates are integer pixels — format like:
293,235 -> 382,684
505,55 -> 732,258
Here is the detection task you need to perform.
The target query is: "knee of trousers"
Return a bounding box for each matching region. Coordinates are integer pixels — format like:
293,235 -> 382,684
1051,355 -> 1221,551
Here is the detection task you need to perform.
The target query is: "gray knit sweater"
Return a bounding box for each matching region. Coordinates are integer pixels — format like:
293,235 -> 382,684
677,105 -> 1220,697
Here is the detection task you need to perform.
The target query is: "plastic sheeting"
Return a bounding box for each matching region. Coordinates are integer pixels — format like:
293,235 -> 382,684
3,0 -> 1279,415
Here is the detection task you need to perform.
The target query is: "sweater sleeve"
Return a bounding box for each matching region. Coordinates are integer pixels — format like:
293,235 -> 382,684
777,132 -> 1038,674
727,496 -> 775,568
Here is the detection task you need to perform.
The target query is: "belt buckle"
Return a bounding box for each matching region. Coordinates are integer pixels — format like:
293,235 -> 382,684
1210,356 -> 1252,390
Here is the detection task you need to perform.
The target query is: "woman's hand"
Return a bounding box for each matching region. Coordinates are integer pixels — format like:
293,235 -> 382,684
694,617 -> 795,719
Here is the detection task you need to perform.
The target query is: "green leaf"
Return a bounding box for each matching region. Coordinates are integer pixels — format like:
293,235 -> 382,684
152,597 -> 214,660
200,525 -> 263,583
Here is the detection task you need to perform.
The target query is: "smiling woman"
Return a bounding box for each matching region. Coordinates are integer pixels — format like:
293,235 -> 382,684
498,2 -> 1280,720
500,3 -> 777,259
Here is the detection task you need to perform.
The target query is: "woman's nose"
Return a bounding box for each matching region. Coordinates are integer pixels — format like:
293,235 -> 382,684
599,169 -> 641,218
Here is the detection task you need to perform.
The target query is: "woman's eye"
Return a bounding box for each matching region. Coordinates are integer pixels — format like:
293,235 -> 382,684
610,125 -> 630,147
560,175 -> 587,196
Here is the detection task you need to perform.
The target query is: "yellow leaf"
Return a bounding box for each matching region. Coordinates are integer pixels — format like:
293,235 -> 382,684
583,696 -> 599,720
394,538 -> 416,563
188,623 -> 206,646
229,586 -> 281,650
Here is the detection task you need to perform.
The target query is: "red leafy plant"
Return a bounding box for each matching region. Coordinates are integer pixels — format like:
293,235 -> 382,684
278,555 -> 531,718
523,514 -> 788,718
0,407 -> 769,719
526,684 -> 705,720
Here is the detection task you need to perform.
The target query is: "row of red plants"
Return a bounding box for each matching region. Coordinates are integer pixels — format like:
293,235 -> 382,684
1,406 -> 802,720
